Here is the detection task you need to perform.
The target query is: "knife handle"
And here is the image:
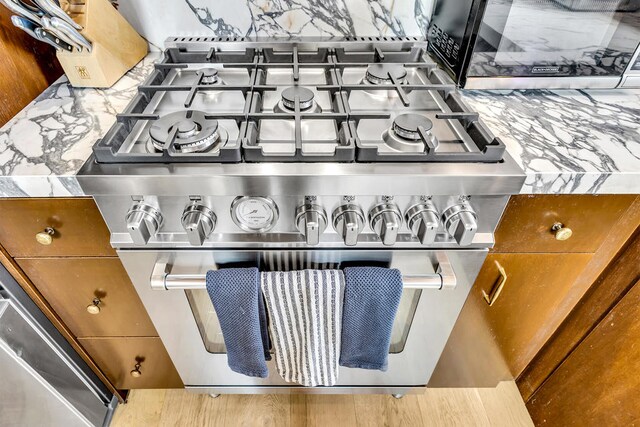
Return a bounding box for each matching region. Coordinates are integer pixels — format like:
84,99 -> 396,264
35,27 -> 74,52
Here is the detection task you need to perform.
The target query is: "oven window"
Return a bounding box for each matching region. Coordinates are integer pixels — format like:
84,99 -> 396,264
185,289 -> 422,355
389,289 -> 422,354
468,0 -> 640,77
186,290 -> 227,353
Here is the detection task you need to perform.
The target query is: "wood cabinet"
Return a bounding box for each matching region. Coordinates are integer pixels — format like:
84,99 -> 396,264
471,253 -> 592,376
527,279 -> 640,425
79,337 -> 183,390
525,230 -> 640,425
0,197 -> 182,396
0,7 -> 63,126
493,195 -> 636,253
0,198 -> 115,257
16,257 -> 157,338
430,194 -> 637,388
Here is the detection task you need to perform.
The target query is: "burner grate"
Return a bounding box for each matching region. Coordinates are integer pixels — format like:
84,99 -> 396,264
92,40 -> 505,164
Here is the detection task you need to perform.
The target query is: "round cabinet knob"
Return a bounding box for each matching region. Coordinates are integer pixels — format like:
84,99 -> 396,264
442,201 -> 478,246
295,204 -> 327,246
35,227 -> 55,245
369,203 -> 403,246
406,201 -> 440,245
552,222 -> 573,241
125,203 -> 163,246
181,202 -> 216,246
332,204 -> 365,247
86,298 -> 101,315
130,363 -> 142,378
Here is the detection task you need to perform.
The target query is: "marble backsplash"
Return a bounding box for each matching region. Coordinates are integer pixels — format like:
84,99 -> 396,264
119,0 -> 434,48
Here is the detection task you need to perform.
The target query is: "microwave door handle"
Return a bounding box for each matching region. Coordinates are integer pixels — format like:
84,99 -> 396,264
149,252 -> 457,291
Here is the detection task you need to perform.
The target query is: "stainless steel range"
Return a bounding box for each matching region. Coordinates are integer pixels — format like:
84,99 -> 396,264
78,36 -> 525,396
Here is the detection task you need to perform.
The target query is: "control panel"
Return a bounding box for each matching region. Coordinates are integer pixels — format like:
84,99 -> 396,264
117,194 -> 501,248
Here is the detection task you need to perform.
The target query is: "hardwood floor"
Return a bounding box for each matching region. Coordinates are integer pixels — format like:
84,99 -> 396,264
111,381 -> 532,427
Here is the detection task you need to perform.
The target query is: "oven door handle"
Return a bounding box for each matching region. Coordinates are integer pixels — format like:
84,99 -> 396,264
150,252 -> 457,291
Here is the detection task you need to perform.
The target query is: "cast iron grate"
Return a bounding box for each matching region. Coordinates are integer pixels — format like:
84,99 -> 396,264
92,40 -> 505,164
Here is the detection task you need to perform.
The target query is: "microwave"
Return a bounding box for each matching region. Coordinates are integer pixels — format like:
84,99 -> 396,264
427,0 -> 640,89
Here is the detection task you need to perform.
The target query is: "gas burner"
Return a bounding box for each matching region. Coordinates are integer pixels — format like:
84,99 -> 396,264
364,64 -> 408,85
200,68 -> 220,85
92,39 -> 507,164
382,113 -> 439,152
148,110 -> 227,153
393,114 -> 433,140
274,86 -> 322,113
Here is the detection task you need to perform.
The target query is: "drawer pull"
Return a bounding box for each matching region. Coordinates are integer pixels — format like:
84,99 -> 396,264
35,227 -> 56,245
482,261 -> 508,307
130,362 -> 142,378
86,298 -> 101,315
552,222 -> 573,241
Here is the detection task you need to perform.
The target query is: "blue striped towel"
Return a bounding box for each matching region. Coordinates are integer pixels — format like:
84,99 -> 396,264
339,267 -> 403,371
261,270 -> 344,387
206,268 -> 271,378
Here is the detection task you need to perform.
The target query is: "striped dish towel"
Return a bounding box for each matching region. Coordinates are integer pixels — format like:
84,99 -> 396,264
261,270 -> 344,387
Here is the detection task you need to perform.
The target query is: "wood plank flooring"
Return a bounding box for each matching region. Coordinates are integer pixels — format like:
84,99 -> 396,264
111,381 -> 532,427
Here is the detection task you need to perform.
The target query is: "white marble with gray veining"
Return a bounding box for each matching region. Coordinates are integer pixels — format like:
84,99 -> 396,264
119,0 -> 434,48
1,52 -> 639,197
0,53 -> 160,197
461,89 -> 640,194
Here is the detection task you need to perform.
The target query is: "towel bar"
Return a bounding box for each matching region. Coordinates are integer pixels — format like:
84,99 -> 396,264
149,254 -> 456,291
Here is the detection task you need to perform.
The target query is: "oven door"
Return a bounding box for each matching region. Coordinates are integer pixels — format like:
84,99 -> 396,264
466,0 -> 640,87
118,249 -> 486,393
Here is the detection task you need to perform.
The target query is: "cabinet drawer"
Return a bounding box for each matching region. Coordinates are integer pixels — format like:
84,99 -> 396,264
16,257 -> 157,338
0,198 -> 114,257
494,195 -> 635,253
78,337 -> 183,389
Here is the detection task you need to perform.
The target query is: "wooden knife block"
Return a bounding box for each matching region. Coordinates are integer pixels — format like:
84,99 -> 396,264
55,0 -> 148,88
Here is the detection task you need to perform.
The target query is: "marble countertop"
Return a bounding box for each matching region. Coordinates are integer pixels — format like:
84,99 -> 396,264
464,89 -> 640,194
0,54 -> 159,197
1,53 -> 639,197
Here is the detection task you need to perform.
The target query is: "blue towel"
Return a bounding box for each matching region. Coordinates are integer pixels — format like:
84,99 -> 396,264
206,268 -> 271,378
339,267 -> 403,371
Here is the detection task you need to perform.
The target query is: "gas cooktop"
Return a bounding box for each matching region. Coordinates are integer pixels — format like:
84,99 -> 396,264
79,37 -> 525,253
93,36 -> 506,164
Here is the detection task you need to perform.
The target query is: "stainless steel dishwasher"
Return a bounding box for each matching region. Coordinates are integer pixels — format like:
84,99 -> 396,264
0,263 -> 117,427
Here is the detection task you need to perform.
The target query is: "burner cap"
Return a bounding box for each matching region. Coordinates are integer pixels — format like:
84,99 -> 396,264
392,114 -> 433,140
200,68 -> 219,84
365,64 -> 408,85
281,86 -> 315,110
149,110 -> 220,153
175,119 -> 198,138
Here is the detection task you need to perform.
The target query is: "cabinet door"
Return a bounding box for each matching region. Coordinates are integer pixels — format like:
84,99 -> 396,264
480,253 -> 592,376
17,257 -> 157,338
0,198 -> 115,257
78,337 -> 183,389
493,195 -> 635,253
430,252 -> 592,387
527,279 -> 640,425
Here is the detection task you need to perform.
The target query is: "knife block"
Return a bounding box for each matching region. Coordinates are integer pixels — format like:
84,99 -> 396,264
55,0 -> 147,88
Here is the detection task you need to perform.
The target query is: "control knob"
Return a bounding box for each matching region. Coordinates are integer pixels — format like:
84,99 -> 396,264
406,201 -> 440,245
332,204 -> 365,246
369,203 -> 403,246
181,202 -> 216,246
295,204 -> 327,246
125,203 -> 163,245
442,201 -> 478,246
